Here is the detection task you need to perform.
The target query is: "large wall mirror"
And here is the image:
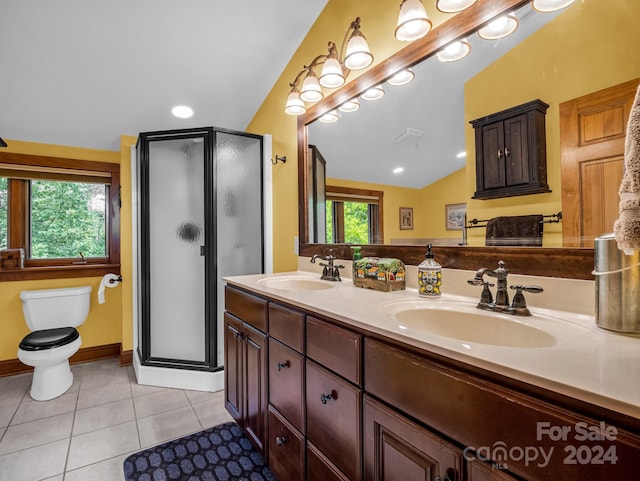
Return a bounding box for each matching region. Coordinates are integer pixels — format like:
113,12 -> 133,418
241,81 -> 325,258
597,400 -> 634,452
298,0 -> 639,279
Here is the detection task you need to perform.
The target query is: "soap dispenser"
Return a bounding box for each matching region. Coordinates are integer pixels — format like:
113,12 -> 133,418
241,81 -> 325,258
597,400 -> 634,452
418,244 -> 442,297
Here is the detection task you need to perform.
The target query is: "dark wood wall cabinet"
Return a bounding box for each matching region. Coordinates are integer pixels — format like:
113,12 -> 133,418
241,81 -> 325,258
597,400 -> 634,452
224,284 -> 640,481
471,99 -> 551,200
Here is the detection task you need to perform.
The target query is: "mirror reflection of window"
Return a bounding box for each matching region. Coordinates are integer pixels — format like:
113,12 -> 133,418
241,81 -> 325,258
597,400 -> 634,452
325,186 -> 383,244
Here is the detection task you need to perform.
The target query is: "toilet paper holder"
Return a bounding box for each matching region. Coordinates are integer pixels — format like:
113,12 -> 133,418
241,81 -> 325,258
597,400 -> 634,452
98,273 -> 122,304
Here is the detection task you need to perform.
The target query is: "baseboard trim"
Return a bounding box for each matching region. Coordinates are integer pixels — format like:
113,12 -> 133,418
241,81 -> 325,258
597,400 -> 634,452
120,349 -> 133,366
0,343 -> 124,378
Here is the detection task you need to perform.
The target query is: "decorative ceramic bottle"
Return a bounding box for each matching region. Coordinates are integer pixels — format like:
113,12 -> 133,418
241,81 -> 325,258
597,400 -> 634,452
418,244 -> 442,297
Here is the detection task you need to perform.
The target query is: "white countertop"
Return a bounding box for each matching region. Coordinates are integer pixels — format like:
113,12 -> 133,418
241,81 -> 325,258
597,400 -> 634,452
224,271 -> 640,420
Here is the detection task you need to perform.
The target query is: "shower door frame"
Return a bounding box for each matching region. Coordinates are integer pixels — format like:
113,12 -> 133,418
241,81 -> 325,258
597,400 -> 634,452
136,126 -> 264,372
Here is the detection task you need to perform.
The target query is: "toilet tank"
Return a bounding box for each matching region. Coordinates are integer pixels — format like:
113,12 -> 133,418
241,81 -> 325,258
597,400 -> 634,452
20,286 -> 92,331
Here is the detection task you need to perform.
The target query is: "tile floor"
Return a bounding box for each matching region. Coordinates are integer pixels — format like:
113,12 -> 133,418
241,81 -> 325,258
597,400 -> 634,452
0,358 -> 233,481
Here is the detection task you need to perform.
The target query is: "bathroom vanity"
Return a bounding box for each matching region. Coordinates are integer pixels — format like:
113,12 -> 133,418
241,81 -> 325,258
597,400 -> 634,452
223,272 -> 640,481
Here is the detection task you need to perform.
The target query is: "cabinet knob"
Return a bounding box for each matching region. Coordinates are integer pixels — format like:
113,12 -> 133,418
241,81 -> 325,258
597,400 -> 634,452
320,391 -> 335,404
504,147 -> 510,157
275,436 -> 287,446
277,360 -> 290,371
497,149 -> 503,159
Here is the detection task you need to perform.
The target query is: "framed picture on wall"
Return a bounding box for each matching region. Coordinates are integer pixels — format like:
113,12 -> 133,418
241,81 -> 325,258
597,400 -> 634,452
399,207 -> 413,230
446,203 -> 466,230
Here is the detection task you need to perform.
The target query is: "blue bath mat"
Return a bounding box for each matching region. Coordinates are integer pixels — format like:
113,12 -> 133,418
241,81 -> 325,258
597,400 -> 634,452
123,421 -> 276,481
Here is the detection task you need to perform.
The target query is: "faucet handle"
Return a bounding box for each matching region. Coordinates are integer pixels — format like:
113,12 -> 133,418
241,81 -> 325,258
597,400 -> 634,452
510,285 -> 543,294
509,285 -> 543,309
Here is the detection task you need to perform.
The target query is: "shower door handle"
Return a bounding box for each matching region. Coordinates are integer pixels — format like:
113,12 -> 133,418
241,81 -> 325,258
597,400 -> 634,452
200,246 -> 206,256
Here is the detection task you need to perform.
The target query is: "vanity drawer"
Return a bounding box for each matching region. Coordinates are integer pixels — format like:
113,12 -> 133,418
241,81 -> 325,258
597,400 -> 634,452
269,338 -> 304,432
306,316 -> 362,386
269,303 -> 305,353
224,285 -> 268,332
306,359 -> 362,481
268,406 -> 304,481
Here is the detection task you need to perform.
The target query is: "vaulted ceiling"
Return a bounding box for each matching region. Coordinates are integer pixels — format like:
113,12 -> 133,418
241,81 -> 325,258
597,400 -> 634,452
0,0 -> 328,151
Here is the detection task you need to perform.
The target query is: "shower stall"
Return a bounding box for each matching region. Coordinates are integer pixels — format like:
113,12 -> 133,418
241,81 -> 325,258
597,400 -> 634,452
132,127 -> 271,391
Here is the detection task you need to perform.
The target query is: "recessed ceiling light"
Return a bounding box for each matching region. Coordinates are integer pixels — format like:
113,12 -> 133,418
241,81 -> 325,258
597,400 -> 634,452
393,167 -> 404,174
172,105 -> 194,119
457,151 -> 467,158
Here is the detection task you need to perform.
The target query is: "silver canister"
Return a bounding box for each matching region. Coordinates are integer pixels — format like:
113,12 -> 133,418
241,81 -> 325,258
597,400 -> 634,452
593,233 -> 640,333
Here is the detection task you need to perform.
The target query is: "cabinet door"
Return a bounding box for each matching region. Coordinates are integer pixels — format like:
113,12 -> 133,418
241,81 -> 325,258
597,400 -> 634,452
268,406 -> 305,481
481,122 -> 505,190
363,395 -> 462,481
503,113 -> 529,186
306,360 -> 362,481
243,322 -> 268,456
223,313 -> 243,423
269,338 -> 305,432
466,458 -> 519,481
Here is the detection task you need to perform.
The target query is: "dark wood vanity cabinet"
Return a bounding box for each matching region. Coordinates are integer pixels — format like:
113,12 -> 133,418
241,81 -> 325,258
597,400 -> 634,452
223,312 -> 267,456
471,99 -> 551,200
223,287 -> 268,457
364,394 -> 462,481
266,303 -> 306,481
225,286 -> 640,481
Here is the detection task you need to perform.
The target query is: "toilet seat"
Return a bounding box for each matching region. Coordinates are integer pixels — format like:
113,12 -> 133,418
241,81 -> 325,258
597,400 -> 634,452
19,327 -> 79,351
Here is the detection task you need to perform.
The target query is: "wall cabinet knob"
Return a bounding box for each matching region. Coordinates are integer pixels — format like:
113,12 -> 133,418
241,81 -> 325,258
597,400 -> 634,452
275,436 -> 287,446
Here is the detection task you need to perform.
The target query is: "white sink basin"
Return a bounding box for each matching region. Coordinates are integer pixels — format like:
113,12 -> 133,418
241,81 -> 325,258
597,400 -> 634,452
257,276 -> 335,291
381,300 -> 556,348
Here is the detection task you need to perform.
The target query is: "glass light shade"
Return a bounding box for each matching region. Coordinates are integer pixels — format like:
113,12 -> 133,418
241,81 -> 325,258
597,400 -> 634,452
478,13 -> 519,40
532,0 -> 575,13
361,85 -> 385,101
387,69 -> 415,86
319,57 -> 345,88
395,0 -> 432,42
171,105 -> 194,119
436,0 -> 477,13
338,99 -> 360,113
284,89 -> 306,116
344,33 -> 374,70
319,110 -> 340,123
300,72 -> 324,103
436,39 -> 471,62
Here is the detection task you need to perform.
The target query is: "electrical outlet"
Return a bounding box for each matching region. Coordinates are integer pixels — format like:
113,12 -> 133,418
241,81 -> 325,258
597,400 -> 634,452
294,236 -> 299,255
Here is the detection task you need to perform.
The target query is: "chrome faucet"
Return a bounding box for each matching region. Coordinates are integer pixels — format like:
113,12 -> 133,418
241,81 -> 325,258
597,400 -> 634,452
468,260 -> 543,316
310,249 -> 344,281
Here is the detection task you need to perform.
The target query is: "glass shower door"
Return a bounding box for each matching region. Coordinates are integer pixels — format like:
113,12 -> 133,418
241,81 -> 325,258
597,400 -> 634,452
140,133 -> 208,367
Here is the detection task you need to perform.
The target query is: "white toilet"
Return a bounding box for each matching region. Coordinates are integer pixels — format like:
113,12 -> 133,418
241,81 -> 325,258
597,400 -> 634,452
17,286 -> 91,401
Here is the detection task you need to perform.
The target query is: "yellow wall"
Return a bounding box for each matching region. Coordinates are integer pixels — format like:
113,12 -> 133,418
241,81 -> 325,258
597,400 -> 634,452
464,0 -> 640,246
0,140 -> 123,361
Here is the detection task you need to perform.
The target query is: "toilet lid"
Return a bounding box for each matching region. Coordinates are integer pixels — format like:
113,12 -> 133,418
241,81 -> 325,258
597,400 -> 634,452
19,327 -> 79,351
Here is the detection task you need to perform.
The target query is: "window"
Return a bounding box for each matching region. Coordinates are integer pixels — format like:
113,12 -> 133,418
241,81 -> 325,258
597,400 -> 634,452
325,186 -> 383,244
0,152 -> 120,280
